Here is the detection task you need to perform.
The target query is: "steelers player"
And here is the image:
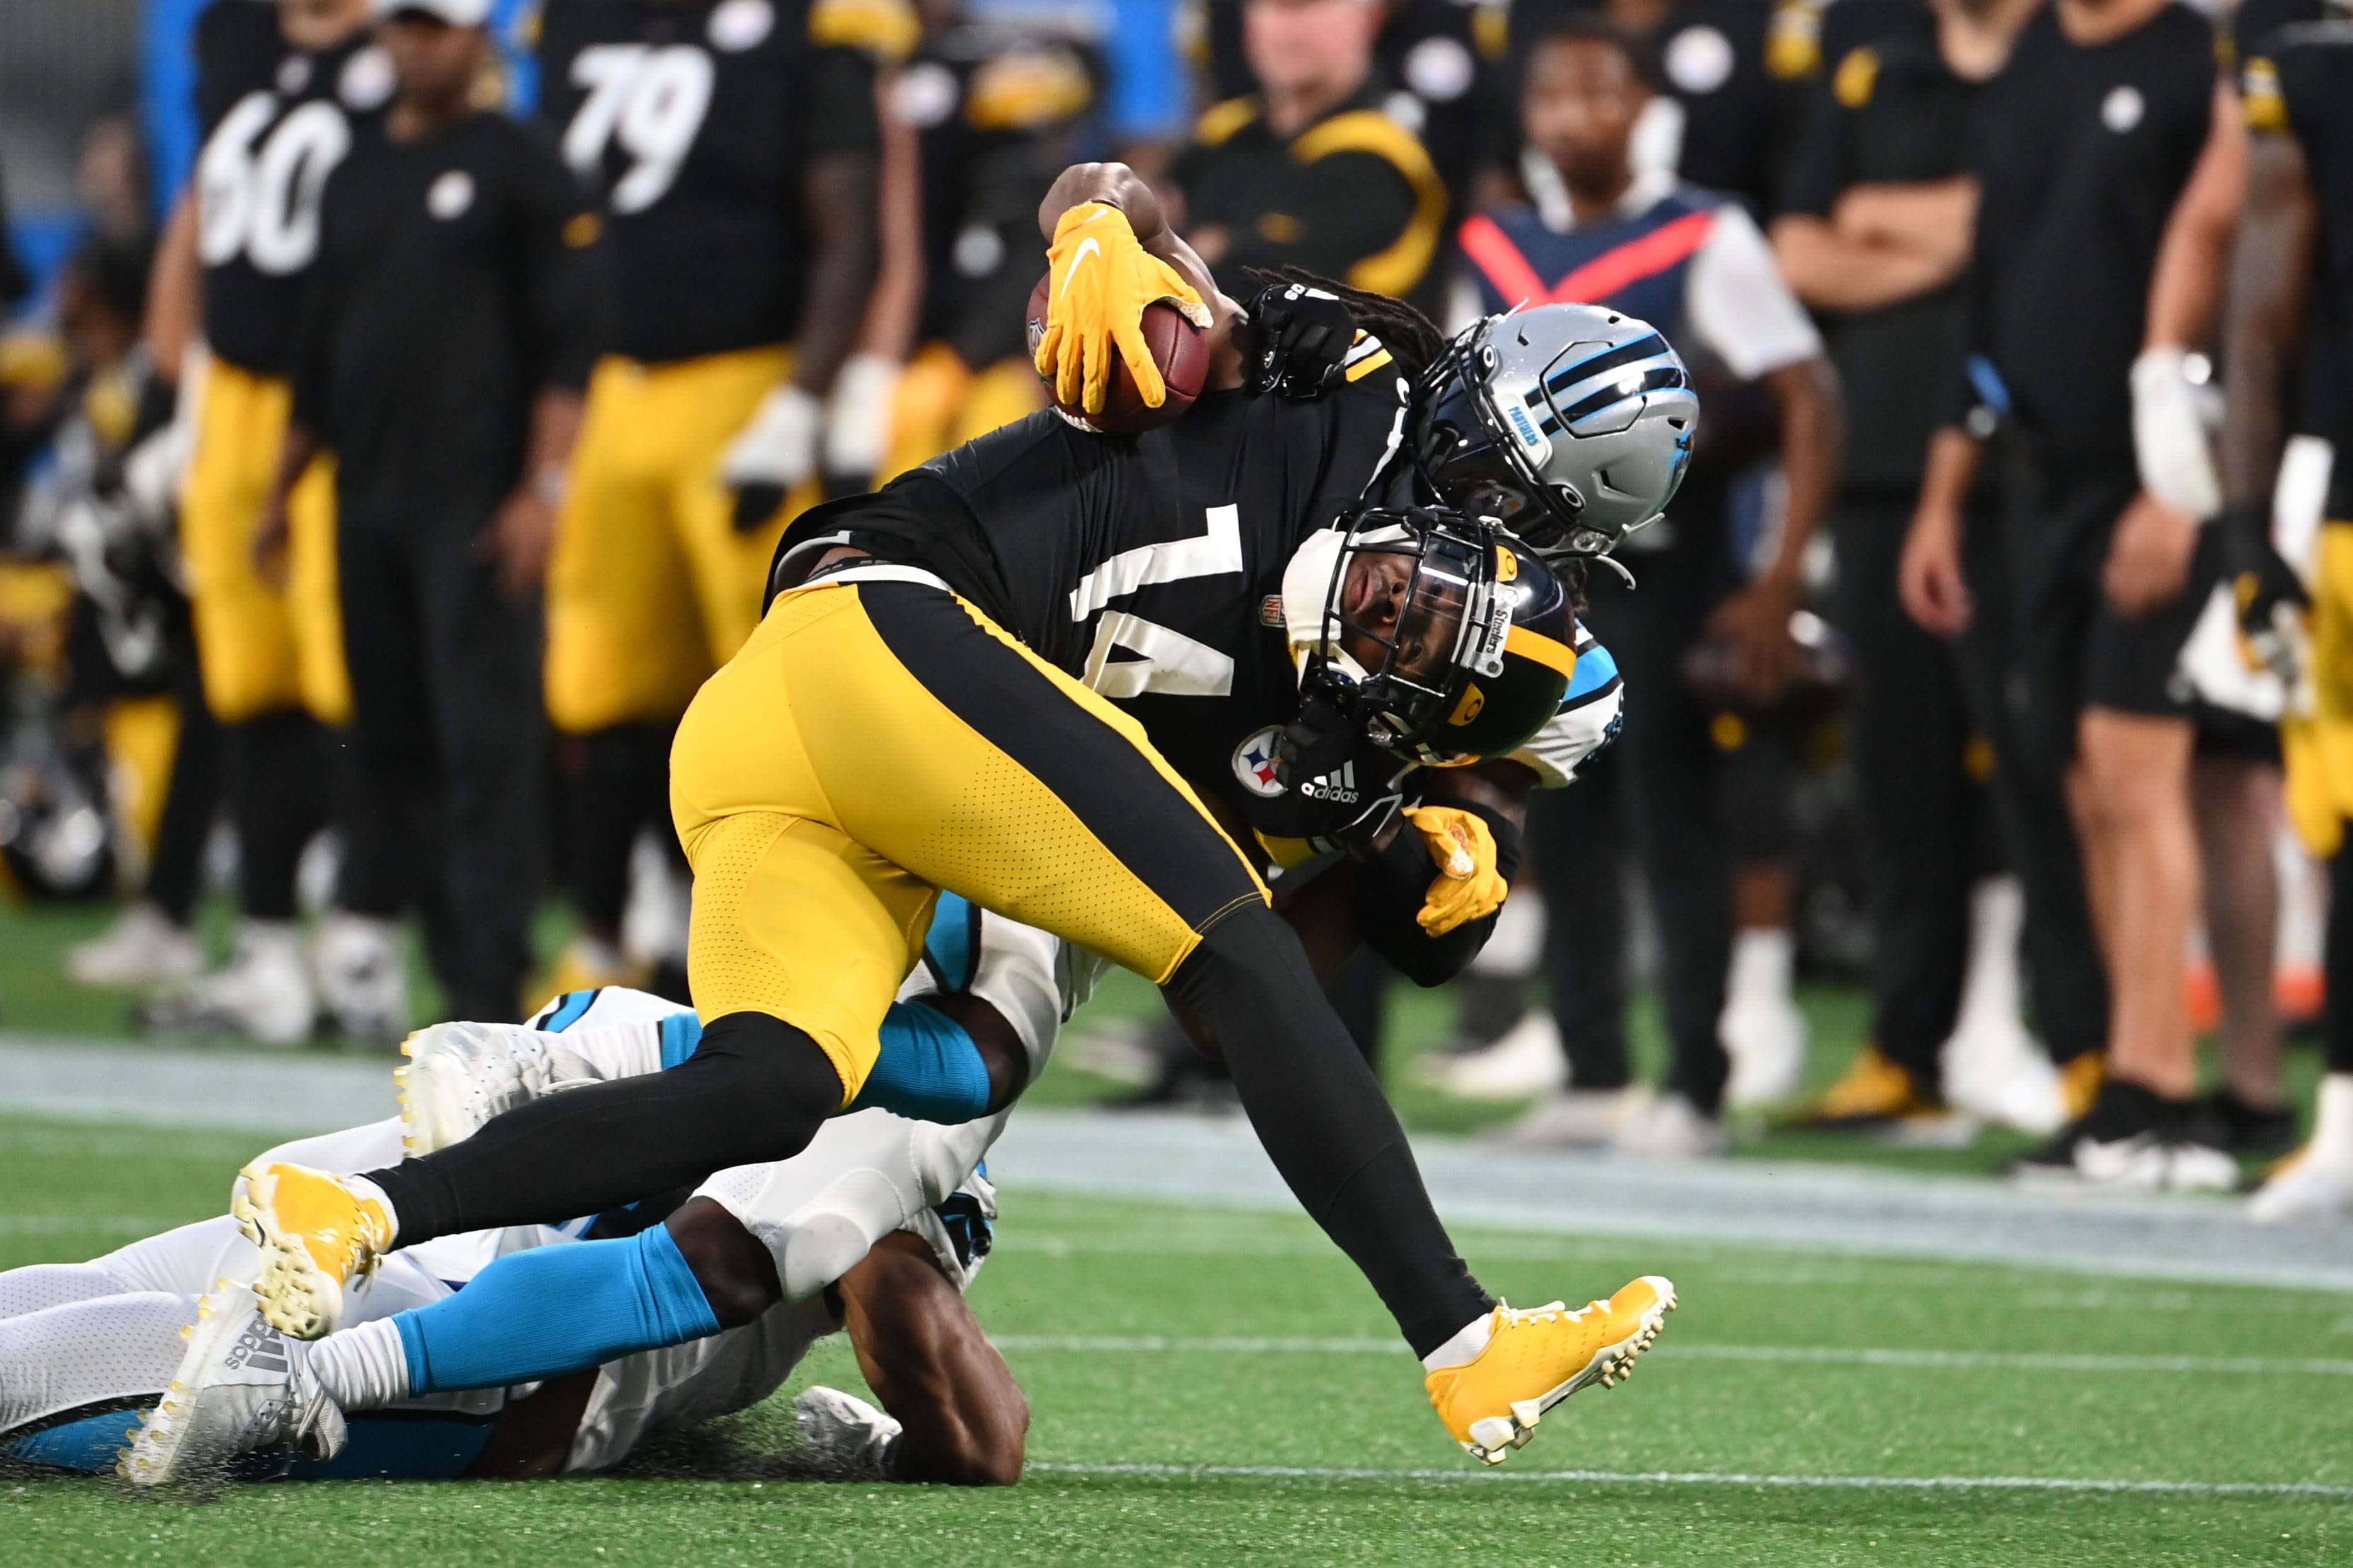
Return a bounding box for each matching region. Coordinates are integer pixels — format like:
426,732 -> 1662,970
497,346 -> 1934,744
2225,13 -> 2353,1220
533,0 -> 910,995
229,162 -> 1694,1464
133,0 -> 393,1044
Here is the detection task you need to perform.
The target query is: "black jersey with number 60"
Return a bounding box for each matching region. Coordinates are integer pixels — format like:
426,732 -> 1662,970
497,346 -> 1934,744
534,0 -> 889,364
780,347 -> 1413,807
193,1 -> 392,377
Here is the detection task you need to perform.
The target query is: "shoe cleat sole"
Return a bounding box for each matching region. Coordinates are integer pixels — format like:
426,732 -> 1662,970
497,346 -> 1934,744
231,1179 -> 345,1340
119,1284 -> 246,1487
1459,1280 -> 1677,1465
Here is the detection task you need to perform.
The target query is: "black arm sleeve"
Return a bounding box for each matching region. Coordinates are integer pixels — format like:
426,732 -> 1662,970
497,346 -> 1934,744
803,44 -> 882,159
1348,800 -> 1524,988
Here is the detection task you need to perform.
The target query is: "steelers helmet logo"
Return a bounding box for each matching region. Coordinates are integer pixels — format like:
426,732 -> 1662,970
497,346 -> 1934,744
708,0 -> 776,52
1233,725 -> 1286,798
427,170 -> 475,220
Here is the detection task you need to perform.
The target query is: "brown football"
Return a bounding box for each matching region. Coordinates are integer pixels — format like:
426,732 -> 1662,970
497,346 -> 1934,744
1026,272 -> 1209,435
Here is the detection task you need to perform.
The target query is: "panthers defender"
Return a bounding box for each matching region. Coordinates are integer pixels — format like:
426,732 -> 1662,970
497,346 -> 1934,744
233,161 -> 1691,1463
6,994 -> 1027,1484
2226,11 -> 2353,1221
535,0 -> 908,994
134,0 -> 388,1042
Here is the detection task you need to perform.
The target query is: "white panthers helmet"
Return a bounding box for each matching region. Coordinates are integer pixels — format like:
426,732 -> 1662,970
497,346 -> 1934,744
1411,304 -> 1698,558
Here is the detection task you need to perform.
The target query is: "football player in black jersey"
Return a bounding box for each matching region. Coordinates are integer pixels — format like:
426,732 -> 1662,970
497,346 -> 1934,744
134,0 -> 395,1043
232,161 -> 1699,1466
2224,9 -> 2353,1219
533,0 -> 908,1000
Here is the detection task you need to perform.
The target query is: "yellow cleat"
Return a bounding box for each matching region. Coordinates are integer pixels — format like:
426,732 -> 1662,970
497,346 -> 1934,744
1784,1045 -> 1941,1130
230,1162 -> 393,1339
1425,1276 -> 1676,1465
2057,1051 -> 2107,1122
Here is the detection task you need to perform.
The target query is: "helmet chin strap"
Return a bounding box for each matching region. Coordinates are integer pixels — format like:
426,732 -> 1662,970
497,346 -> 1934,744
1591,553 -> 1637,589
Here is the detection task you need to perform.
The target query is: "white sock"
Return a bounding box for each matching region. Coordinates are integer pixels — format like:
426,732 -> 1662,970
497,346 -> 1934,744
306,1316 -> 411,1411
1421,1310 -> 1496,1373
2313,1075 -> 2353,1160
1728,927 -> 1795,1008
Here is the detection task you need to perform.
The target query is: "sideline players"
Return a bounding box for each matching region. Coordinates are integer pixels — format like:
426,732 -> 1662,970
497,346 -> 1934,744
135,0 -> 390,1042
228,163 -> 1690,1464
1902,0 -> 2245,1187
2223,8 -> 2353,1219
260,0 -> 602,1023
534,0 -> 905,995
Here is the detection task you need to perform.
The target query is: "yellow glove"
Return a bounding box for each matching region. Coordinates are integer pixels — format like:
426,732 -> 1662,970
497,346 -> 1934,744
1404,805 -> 1507,937
1032,202 -> 1210,416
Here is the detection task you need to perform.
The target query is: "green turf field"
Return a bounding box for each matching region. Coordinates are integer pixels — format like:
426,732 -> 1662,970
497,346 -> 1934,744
3,1112 -> 2349,1566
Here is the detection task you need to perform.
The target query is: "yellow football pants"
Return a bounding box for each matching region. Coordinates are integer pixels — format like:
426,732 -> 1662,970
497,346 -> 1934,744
876,345 -> 1047,485
180,359 -> 349,725
2286,522 -> 2353,857
670,577 -> 1268,1102
546,346 -> 818,733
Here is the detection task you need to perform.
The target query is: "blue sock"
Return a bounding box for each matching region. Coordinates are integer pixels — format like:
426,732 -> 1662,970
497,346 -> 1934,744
848,999 -> 991,1122
394,1225 -> 721,1396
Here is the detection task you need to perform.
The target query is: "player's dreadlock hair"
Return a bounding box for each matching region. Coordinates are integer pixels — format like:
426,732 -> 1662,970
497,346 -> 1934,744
1242,265 -> 1448,384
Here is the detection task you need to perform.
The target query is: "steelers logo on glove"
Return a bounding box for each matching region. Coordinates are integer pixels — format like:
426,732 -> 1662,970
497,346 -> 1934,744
1032,202 -> 1210,417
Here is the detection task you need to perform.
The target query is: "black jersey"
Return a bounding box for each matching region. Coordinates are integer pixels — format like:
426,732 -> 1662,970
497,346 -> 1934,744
2246,21 -> 2353,488
779,345 -> 1413,814
291,113 -> 603,516
1962,2 -> 2216,466
535,0 -> 892,364
1779,9 -> 1979,489
192,0 -> 391,376
897,16 -> 1105,371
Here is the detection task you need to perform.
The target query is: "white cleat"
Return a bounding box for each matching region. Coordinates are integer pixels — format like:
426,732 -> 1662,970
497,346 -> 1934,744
397,1021 -> 560,1156
64,902 -> 203,988
1943,1020 -> 2066,1136
140,921 -> 317,1046
2250,1148 -> 2353,1223
1415,1012 -> 1567,1102
314,914 -> 410,1044
795,1385 -> 902,1474
1496,1085 -> 1653,1150
1720,994 -> 1807,1109
119,1282 -> 345,1489
1610,1092 -> 1730,1160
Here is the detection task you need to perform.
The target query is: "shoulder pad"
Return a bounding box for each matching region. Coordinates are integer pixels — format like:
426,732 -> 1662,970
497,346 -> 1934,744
809,0 -> 919,64
1196,95 -> 1260,146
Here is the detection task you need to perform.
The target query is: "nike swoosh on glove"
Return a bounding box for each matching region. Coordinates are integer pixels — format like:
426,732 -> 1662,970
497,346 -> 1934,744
1404,805 -> 1507,936
720,383 -> 823,531
1032,202 -> 1210,417
1247,282 -> 1356,398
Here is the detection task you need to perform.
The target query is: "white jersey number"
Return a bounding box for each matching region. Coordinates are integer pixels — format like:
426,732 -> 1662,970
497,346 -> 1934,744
1067,504 -> 1244,700
564,44 -> 716,215
196,93 -> 352,276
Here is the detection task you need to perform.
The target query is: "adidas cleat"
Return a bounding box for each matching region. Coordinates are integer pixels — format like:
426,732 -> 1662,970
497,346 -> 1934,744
795,1385 -> 903,1475
398,1021 -> 559,1156
232,1163 -> 393,1339
1425,1277 -> 1676,1465
119,1282 -> 345,1489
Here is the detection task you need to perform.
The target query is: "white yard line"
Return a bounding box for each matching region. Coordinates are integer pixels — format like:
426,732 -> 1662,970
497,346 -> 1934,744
1026,1461 -> 2353,1498
992,1334 -> 2353,1377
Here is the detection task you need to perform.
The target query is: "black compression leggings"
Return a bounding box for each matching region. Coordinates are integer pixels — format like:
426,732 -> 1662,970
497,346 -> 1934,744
363,1013 -> 839,1243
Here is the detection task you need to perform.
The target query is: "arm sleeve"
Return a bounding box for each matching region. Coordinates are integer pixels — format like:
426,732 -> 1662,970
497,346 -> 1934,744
801,44 -> 883,160
512,137 -> 606,394
1684,204 -> 1825,379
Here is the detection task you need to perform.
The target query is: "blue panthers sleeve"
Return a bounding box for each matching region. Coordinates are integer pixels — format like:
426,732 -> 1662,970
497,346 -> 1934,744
1505,621 -> 1624,787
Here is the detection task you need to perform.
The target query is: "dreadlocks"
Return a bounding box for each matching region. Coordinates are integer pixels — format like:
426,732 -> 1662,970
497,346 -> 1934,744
1242,266 -> 1448,384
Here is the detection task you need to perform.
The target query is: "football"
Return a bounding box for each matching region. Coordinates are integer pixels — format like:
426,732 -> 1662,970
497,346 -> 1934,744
1026,272 -> 1210,435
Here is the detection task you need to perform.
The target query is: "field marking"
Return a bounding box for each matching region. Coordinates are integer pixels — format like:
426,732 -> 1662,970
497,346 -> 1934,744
1027,1461 -> 2353,1498
993,1334 -> 2353,1377
0,1214 -> 180,1235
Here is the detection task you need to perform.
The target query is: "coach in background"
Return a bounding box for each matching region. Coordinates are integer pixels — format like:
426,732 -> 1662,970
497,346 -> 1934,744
1769,0 -> 2078,1136
260,0 -> 601,1022
1169,0 -> 1450,309
1901,0 -> 2246,1187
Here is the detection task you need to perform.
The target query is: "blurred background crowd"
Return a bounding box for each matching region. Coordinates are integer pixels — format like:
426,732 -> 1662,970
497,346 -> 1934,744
1,0 -> 2348,1211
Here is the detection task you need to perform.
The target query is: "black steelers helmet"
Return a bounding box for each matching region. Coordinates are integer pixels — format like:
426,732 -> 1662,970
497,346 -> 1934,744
1294,505 -> 1581,768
